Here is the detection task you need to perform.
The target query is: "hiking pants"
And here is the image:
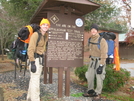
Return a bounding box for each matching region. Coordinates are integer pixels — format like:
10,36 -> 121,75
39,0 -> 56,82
27,57 -> 43,101
85,56 -> 106,95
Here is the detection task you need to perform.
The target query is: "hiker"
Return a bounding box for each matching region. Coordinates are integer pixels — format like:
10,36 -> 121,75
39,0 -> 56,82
27,18 -> 50,101
83,23 -> 108,99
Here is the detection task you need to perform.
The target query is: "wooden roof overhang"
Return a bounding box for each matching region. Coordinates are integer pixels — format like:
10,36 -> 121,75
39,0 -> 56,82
30,0 -> 100,24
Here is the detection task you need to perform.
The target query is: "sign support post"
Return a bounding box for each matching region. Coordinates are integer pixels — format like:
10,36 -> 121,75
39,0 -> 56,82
65,67 -> 70,96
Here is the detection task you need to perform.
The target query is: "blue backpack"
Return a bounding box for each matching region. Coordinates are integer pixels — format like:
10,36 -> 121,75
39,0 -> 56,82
88,32 -> 116,57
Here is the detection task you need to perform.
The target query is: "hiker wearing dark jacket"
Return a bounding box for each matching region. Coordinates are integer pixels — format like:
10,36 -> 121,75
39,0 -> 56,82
83,24 -> 108,99
27,18 -> 50,101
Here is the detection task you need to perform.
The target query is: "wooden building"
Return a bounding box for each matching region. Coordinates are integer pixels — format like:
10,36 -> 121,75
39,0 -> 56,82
119,33 -> 134,59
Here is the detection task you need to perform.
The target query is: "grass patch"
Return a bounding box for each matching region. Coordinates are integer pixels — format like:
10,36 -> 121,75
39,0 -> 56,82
102,92 -> 134,101
71,92 -> 83,97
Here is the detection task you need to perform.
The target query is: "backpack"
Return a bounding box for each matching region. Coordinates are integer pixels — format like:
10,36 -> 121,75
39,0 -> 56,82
10,24 -> 41,62
88,32 -> 116,64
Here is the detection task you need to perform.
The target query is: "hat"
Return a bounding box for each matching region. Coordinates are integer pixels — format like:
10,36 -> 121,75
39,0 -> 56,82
90,23 -> 99,31
40,18 -> 50,27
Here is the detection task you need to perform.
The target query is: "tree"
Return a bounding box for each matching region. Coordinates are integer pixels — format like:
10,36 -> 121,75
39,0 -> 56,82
0,0 -> 42,60
6,0 -> 43,23
84,0 -> 128,32
119,0 -> 134,44
117,0 -> 131,25
0,2 -> 23,60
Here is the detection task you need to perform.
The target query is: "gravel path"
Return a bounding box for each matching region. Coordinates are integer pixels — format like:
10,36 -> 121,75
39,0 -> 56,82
0,65 -> 113,101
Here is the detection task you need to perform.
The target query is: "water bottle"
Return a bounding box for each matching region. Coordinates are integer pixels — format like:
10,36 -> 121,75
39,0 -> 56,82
21,50 -> 27,55
21,50 -> 27,61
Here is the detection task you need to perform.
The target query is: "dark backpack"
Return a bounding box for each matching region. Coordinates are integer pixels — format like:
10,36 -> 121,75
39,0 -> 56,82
88,32 -> 116,57
10,24 -> 41,62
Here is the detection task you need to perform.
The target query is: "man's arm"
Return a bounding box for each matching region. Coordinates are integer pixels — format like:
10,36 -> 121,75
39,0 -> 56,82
27,32 -> 38,61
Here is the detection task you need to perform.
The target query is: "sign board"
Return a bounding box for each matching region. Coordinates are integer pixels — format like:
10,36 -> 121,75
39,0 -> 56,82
46,12 -> 84,67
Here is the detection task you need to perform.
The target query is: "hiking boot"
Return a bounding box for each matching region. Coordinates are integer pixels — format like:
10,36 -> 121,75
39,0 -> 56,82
83,89 -> 98,97
87,89 -> 95,94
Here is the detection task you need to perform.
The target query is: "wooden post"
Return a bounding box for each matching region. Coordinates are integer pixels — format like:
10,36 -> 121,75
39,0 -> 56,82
44,54 -> 47,84
49,67 -> 53,83
44,66 -> 47,84
58,67 -> 63,98
0,88 -> 4,101
65,67 -> 70,96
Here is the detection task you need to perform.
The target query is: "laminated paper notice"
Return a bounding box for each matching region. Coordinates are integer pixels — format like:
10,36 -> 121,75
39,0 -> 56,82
66,32 -> 68,40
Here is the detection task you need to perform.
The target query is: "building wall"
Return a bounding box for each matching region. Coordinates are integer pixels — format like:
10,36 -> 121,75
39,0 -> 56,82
119,43 -> 134,59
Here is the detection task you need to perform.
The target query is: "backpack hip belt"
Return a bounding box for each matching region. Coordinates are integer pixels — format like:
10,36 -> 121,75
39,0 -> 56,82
34,53 -> 44,65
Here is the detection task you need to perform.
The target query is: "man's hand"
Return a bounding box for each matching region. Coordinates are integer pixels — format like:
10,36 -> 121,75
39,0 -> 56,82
31,61 -> 36,73
96,65 -> 103,74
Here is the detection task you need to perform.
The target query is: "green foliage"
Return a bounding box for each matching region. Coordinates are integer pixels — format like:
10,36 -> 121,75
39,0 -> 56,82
1,0 -> 43,23
102,92 -> 134,101
0,1 -> 26,49
7,52 -> 13,60
75,64 -> 130,92
71,93 -> 83,97
0,8 -> 21,57
75,65 -> 88,81
7,51 -> 15,60
84,0 -> 128,32
103,64 -> 130,92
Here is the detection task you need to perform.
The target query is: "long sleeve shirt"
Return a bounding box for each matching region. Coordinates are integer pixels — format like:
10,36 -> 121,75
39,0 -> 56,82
28,30 -> 48,61
89,33 -> 108,65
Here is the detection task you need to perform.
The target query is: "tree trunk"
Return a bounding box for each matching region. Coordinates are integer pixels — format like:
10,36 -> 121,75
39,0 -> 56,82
0,38 -> 4,60
1,49 -> 4,60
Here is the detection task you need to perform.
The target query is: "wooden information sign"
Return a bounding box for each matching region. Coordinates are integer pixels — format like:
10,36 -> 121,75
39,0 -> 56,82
29,0 -> 100,98
46,12 -> 84,67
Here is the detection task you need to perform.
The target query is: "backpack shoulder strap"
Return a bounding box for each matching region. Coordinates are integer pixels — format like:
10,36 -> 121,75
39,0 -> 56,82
88,38 -> 91,46
88,37 -> 101,46
88,36 -> 103,49
98,36 -> 103,44
36,30 -> 41,46
97,36 -> 103,49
